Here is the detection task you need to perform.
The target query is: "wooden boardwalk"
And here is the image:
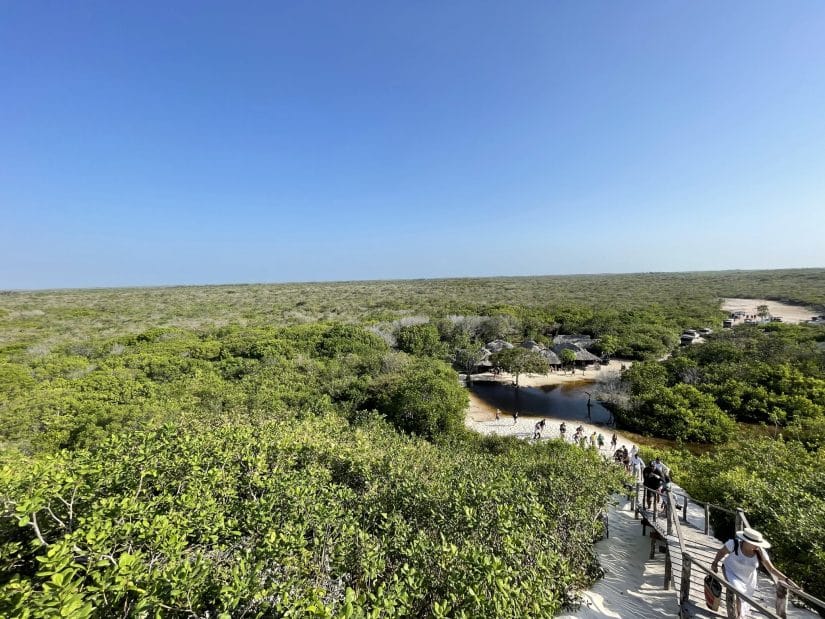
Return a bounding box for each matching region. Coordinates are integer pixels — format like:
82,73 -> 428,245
633,489 -> 821,619
638,502 -> 726,617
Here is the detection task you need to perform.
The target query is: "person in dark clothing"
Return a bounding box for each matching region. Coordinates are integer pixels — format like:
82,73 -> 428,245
643,463 -> 663,509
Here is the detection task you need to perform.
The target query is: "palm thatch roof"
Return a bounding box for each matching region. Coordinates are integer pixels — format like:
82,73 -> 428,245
552,343 -> 601,363
484,339 -> 514,353
541,349 -> 561,365
553,335 -> 597,349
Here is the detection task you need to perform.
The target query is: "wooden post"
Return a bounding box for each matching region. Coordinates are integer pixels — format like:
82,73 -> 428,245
776,582 -> 789,618
632,483 -> 638,518
667,502 -> 673,536
704,503 -> 710,535
682,496 -> 688,523
650,532 -> 656,559
679,553 -> 692,618
664,551 -> 672,590
726,586 -> 737,618
653,493 -> 658,522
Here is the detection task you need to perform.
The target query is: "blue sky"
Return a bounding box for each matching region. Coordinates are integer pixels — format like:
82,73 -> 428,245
2,2 -> 824,289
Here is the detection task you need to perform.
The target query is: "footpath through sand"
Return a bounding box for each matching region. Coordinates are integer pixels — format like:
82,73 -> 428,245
464,360 -> 635,451
463,366 -> 677,617
463,370 -> 818,618
462,364 -> 706,617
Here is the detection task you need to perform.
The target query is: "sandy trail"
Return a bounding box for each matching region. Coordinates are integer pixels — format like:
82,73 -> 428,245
721,298 -> 816,324
464,359 -> 637,453
556,495 -> 677,618
463,370 -> 818,618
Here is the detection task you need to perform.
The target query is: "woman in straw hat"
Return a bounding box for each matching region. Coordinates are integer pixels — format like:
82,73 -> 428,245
710,527 -> 796,618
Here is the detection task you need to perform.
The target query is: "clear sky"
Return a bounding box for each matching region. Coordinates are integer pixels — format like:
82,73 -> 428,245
2,2 -> 824,289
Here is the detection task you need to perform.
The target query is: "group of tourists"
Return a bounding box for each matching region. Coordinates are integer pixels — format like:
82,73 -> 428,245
564,424 -> 605,449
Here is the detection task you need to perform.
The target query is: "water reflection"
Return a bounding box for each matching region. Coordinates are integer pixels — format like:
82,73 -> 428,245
469,380 -> 612,424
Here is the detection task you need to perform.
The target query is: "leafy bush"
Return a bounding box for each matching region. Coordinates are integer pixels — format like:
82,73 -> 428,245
367,358 -> 468,438
0,417 -> 623,617
671,438 -> 825,596
395,323 -> 444,358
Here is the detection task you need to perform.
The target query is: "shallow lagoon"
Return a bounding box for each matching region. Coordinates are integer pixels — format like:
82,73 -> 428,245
469,379 -> 613,425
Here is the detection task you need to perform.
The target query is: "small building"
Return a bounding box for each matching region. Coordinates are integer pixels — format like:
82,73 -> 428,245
484,339 -> 514,354
551,342 -> 601,367
541,349 -> 562,366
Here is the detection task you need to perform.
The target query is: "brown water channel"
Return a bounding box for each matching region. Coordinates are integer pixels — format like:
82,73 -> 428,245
469,380 -> 612,424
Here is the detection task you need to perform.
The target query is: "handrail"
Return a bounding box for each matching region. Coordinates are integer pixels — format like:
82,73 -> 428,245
661,488 -> 783,619
632,484 -> 805,618
736,508 -> 825,611
655,487 -> 825,618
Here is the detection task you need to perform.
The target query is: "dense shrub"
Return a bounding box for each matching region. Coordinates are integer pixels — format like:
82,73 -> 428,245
0,417 -> 622,617
395,323 -> 444,358
620,325 -> 825,443
670,438 -> 825,597
367,358 -> 468,438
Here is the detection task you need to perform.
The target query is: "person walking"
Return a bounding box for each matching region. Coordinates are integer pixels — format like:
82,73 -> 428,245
559,422 -> 567,441
642,463 -> 663,509
711,528 -> 795,619
495,408 -> 500,421
512,410 -> 519,426
630,452 -> 645,482
610,432 -> 618,450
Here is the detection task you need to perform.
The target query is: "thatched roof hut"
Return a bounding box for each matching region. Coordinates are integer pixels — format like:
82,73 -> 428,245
541,349 -> 561,365
485,339 -> 514,353
553,335 -> 596,349
552,343 -> 601,364
474,348 -> 494,370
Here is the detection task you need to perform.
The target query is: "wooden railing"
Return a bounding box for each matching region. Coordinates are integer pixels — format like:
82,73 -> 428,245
630,483 -> 825,618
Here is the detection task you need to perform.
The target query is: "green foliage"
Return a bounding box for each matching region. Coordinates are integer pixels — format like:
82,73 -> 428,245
395,323 -> 444,358
0,324 -> 389,455
621,324 -> 825,443
617,383 -> 735,443
560,349 -> 576,368
669,438 -> 825,596
490,348 -> 549,387
595,334 -> 619,357
3,270 -> 825,613
368,358 -> 468,438
0,417 -> 623,617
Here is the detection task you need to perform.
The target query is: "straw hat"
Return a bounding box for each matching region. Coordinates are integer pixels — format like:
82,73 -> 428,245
736,527 -> 771,548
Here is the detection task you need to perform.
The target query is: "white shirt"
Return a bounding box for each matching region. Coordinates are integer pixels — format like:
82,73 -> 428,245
723,539 -> 765,595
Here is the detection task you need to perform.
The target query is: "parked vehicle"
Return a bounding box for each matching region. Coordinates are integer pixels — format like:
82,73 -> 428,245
680,330 -> 699,345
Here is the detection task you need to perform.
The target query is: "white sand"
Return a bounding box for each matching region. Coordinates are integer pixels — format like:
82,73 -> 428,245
465,398 -> 637,456
464,360 -> 635,454
464,389 -> 819,618
557,496 -> 677,618
721,298 -> 816,324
